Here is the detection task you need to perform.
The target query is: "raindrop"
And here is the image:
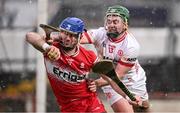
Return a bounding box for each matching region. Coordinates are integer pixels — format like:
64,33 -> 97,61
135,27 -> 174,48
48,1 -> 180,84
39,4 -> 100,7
164,93 -> 168,97
150,104 -> 153,107
152,7 -> 157,14
68,9 -> 72,13
21,73 -> 27,79
172,88 -> 176,91
150,89 -> 154,92
2,85 -> 6,88
148,60 -> 152,64
152,10 -> 155,14
171,22 -> 176,27
28,0 -> 32,4
144,5 -> 149,9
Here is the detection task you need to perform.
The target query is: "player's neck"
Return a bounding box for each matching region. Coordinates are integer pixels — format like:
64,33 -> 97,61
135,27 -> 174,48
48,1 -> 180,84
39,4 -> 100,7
62,46 -> 78,56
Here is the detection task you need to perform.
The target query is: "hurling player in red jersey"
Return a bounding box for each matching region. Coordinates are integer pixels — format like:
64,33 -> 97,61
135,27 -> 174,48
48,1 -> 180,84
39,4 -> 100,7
26,17 -> 106,113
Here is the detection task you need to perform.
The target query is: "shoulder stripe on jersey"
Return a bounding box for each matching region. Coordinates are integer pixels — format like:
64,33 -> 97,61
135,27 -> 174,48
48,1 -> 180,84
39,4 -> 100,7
118,60 -> 134,67
84,31 -> 93,43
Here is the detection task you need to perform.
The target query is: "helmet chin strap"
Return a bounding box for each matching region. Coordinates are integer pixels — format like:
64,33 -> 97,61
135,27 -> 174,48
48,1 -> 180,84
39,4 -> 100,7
106,32 -> 119,38
107,30 -> 125,38
106,21 -> 128,39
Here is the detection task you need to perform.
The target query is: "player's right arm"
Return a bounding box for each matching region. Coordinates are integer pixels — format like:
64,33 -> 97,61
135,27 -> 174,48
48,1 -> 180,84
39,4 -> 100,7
26,32 -> 60,60
26,32 -> 48,52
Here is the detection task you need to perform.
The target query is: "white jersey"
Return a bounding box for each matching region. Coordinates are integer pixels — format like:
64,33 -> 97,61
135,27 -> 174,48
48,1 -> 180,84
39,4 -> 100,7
87,27 -> 148,104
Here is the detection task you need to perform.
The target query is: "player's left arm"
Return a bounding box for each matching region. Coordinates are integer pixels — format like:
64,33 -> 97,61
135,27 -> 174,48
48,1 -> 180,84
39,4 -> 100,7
115,45 -> 140,78
115,58 -> 134,79
115,46 -> 143,106
87,50 -> 100,92
80,30 -> 95,44
88,70 -> 127,97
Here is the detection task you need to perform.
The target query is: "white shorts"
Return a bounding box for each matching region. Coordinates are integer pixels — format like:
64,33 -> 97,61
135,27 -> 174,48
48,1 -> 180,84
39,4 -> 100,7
101,85 -> 123,105
101,85 -> 148,106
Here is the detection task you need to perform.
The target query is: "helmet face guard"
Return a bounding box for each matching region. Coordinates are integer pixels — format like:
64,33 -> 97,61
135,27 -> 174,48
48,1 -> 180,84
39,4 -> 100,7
58,17 -> 84,51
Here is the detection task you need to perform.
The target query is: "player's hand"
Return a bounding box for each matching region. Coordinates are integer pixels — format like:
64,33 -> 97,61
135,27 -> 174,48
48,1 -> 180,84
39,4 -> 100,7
46,37 -> 54,45
46,46 -> 60,61
128,95 -> 143,107
87,79 -> 97,92
42,35 -> 54,45
47,32 -> 60,45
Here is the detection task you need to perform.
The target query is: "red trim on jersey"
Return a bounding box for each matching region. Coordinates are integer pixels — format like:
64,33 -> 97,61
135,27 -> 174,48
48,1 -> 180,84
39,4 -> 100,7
118,60 -> 134,67
84,31 -> 93,43
109,32 -> 127,43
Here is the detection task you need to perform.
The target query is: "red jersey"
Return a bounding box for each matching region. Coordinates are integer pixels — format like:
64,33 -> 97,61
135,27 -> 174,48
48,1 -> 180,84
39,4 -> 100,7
44,42 -> 98,105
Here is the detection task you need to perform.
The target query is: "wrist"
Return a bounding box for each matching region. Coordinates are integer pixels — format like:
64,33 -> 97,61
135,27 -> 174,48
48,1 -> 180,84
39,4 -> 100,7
94,79 -> 108,87
42,43 -> 50,52
94,80 -> 100,87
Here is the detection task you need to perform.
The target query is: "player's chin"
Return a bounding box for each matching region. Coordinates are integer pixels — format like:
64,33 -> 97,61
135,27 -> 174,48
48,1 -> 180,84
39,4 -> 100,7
63,44 -> 73,48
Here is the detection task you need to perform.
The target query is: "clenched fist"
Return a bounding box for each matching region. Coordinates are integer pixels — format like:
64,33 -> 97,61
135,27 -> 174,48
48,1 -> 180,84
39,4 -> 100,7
45,45 -> 60,61
127,95 -> 143,107
87,79 -> 97,92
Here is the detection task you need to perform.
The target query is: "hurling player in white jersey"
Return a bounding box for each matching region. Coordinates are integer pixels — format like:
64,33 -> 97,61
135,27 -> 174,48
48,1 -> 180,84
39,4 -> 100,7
81,5 -> 150,112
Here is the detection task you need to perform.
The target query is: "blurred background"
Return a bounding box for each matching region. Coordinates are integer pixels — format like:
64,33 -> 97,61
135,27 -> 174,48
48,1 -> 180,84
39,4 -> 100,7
0,0 -> 180,112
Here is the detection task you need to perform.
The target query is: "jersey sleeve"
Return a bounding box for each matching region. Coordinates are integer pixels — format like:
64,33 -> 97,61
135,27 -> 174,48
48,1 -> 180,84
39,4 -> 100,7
118,44 -> 140,67
87,50 -> 99,65
84,27 -> 106,44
